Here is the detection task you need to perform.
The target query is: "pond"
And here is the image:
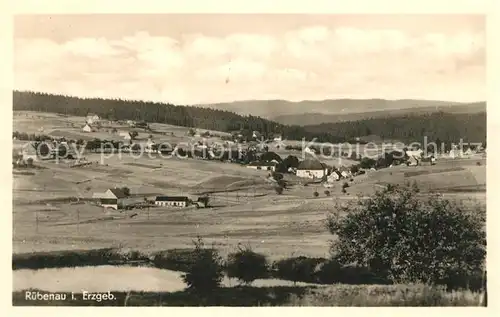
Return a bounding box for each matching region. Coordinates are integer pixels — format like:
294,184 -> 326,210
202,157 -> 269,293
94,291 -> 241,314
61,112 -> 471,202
13,266 -> 316,292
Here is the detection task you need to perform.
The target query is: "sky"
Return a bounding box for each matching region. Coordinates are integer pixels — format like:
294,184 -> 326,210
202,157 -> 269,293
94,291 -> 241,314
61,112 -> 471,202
13,14 -> 486,105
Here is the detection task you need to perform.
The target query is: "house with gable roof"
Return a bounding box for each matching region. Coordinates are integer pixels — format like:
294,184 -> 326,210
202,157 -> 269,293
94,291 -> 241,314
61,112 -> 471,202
296,159 -> 328,179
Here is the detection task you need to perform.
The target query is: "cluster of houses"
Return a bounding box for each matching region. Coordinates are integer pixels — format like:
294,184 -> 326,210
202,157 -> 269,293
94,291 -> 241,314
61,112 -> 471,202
82,113 -> 101,133
16,138 -> 80,163
244,143 -> 487,182
246,156 -> 354,181
448,145 -> 485,159
82,115 -> 158,152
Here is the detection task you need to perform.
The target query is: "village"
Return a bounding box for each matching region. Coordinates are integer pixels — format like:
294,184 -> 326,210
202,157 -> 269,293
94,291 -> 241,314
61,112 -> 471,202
11,13 -> 488,307
13,111 -> 486,216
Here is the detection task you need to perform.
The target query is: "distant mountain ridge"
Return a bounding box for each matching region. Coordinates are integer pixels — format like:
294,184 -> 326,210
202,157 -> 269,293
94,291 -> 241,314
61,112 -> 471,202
199,99 -> 486,125
13,90 -> 486,145
273,102 -> 486,126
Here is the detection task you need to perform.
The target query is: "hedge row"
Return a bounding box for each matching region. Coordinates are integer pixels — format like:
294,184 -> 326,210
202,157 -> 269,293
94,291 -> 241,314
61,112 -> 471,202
12,248 -> 483,290
11,249 -> 388,285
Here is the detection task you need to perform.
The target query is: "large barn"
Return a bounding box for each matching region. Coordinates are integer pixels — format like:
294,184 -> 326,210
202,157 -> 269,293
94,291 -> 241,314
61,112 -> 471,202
155,196 -> 190,207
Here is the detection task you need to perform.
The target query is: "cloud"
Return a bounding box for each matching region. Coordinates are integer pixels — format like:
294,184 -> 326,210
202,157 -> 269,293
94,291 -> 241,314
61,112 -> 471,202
14,26 -> 485,104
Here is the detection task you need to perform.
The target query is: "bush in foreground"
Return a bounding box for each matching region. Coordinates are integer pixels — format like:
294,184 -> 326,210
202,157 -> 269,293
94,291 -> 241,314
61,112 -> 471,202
287,284 -> 483,306
272,256 -> 325,284
182,237 -> 224,295
226,244 -> 269,285
327,184 -> 486,289
152,248 -> 208,272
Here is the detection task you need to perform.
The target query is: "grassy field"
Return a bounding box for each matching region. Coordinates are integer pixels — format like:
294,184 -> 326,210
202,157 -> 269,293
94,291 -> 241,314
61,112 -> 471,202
13,111 -> 487,261
12,285 -> 483,306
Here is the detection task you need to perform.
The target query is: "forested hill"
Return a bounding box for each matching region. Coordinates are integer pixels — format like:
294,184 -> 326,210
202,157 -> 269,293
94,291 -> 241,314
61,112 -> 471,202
12,91 -> 345,143
13,91 -> 486,145
272,102 -> 486,126
303,111 -> 487,145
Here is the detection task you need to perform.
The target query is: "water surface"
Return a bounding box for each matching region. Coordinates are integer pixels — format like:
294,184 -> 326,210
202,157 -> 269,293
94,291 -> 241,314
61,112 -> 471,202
13,265 -> 316,292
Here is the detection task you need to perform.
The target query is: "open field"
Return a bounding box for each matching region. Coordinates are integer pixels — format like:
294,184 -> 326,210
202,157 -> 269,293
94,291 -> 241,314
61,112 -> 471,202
13,112 -> 487,261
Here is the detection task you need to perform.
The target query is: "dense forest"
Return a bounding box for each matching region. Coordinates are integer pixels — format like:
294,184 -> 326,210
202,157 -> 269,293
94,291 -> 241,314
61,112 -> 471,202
13,91 -> 486,145
303,112 -> 486,145
12,91 -> 345,143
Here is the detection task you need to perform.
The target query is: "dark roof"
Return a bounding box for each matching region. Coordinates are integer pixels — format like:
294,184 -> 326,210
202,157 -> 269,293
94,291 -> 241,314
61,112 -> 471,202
108,188 -> 127,198
260,151 -> 282,162
297,159 -> 325,170
155,196 -> 189,202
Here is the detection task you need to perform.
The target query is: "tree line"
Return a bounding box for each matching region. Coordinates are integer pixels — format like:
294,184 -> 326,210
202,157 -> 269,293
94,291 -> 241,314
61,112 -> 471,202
303,111 -> 486,145
13,91 -> 345,143
13,91 -> 486,146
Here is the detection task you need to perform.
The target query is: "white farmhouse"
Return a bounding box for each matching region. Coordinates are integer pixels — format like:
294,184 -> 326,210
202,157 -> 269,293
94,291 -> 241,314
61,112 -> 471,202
303,147 -> 316,155
296,159 -> 328,179
82,123 -> 93,133
92,188 -> 128,210
338,166 -> 352,179
252,131 -> 261,139
448,146 -> 463,159
327,170 -> 342,182
21,142 -> 39,161
86,114 -> 100,125
119,131 -> 132,145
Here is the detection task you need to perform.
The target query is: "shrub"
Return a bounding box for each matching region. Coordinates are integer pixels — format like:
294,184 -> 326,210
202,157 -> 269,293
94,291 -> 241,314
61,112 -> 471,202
315,259 -> 342,284
273,256 -> 325,284
342,182 -> 349,189
197,195 -> 210,207
313,191 -> 319,198
324,190 -> 331,196
275,186 -> 284,195
277,179 -> 287,188
272,172 -> 284,181
341,188 -> 347,194
152,248 -> 201,272
226,244 -> 268,285
327,184 -> 486,289
121,187 -> 131,196
350,164 -> 360,174
182,237 -> 224,295
476,161 -> 481,166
